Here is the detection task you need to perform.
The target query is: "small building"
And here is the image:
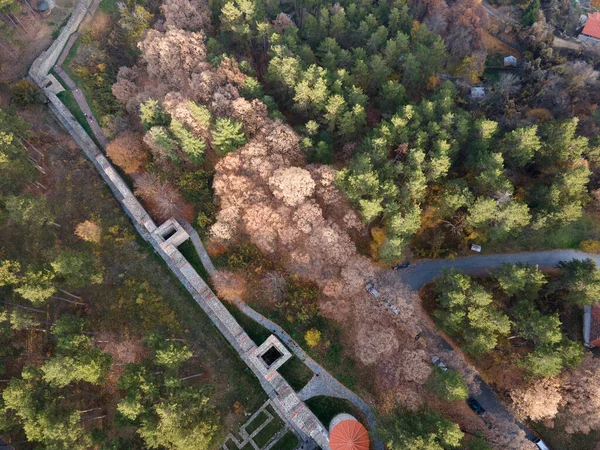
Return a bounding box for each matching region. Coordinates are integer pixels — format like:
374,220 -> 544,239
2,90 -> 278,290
470,87 -> 485,100
583,305 -> 600,347
579,12 -> 600,45
504,55 -> 517,67
329,414 -> 370,450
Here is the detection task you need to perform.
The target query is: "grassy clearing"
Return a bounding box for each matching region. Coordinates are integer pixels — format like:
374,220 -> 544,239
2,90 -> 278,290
253,407 -> 285,448
51,71 -> 96,139
60,39 -> 106,126
99,0 -> 120,17
244,411 -> 267,435
278,355 -> 313,391
247,300 -> 360,392
276,432 -> 299,450
178,239 -> 211,281
305,396 -> 368,429
223,302 -> 271,344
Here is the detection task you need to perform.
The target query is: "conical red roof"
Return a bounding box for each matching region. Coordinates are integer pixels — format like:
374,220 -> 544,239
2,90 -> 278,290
330,419 -> 370,450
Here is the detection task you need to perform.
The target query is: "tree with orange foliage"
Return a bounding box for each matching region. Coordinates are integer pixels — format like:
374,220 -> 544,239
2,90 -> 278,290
134,173 -> 191,221
106,132 -> 147,174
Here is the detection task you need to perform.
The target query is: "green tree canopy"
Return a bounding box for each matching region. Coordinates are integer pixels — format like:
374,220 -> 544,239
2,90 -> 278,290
492,263 -> 546,300
435,270 -> 511,356
426,367 -> 469,402
51,251 -> 103,290
137,387 -> 218,450
14,269 -> 56,305
382,409 -> 464,450
139,99 -> 170,129
555,259 -> 600,306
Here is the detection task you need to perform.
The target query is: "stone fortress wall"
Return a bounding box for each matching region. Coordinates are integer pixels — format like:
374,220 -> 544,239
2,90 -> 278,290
28,2 -> 331,448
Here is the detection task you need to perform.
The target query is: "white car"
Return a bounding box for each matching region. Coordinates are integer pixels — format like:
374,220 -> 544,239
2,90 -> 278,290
365,283 -> 380,298
533,438 -> 550,450
432,356 -> 448,371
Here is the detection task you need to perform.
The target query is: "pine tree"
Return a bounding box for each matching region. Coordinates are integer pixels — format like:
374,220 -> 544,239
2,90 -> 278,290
170,119 -> 205,164
212,118 -> 246,155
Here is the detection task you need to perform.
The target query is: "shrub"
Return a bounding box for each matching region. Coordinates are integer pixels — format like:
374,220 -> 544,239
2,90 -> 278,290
304,329 -> 321,348
10,80 -> 42,106
580,239 -> 600,253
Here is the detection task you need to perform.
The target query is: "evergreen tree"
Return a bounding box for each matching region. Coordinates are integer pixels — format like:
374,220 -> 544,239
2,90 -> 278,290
140,100 -> 170,130
212,118 -> 246,155
170,119 -> 205,164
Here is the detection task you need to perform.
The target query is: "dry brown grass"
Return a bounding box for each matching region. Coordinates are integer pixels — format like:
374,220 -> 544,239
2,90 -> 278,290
482,30 -> 520,58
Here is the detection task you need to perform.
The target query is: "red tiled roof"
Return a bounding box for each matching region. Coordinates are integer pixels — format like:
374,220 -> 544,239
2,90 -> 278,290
330,419 -> 370,450
590,305 -> 600,346
582,12 -> 600,40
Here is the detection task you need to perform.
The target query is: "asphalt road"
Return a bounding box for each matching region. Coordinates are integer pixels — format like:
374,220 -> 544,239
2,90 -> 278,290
398,249 -> 598,290
398,249 -> 600,442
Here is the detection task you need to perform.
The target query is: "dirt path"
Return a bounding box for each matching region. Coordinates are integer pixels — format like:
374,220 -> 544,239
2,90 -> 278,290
53,28 -> 108,148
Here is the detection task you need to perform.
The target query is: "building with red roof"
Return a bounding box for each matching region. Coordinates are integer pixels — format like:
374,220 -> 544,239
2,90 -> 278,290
579,12 -> 600,45
329,413 -> 370,450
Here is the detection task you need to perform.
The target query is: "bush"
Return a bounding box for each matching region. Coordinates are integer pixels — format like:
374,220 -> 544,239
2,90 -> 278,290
304,329 -> 321,348
426,367 -> 469,402
10,80 -> 42,106
580,239 -> 600,253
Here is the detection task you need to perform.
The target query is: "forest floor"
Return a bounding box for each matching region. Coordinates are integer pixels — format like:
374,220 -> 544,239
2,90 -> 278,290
0,104 -> 267,440
0,0 -> 78,83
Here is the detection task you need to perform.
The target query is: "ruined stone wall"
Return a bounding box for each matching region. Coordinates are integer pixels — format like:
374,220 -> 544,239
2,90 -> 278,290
30,0 -> 93,85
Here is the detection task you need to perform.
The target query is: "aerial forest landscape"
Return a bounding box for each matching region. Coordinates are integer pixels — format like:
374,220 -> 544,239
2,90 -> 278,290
3,0 -> 600,448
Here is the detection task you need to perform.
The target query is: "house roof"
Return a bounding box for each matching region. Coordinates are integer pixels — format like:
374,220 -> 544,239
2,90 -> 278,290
330,419 -> 370,450
581,12 -> 600,40
590,305 -> 600,346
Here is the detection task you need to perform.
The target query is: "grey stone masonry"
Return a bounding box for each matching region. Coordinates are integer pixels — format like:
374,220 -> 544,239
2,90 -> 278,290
29,0 -> 94,86
250,335 -> 292,375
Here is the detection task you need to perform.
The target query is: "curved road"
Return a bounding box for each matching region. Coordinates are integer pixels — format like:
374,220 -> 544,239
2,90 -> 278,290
397,249 -> 599,442
398,249 -> 597,289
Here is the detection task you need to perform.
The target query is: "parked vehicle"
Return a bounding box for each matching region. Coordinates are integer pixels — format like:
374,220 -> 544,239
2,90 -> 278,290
533,438 -> 550,450
365,283 -> 400,315
467,397 -> 485,415
431,356 -> 448,371
365,283 -> 380,298
393,261 -> 410,270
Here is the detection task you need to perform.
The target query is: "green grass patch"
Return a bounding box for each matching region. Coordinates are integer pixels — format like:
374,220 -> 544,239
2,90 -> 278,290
52,76 -> 102,148
247,299 -> 360,392
485,53 -> 504,67
60,40 -> 106,127
305,396 -> 368,429
223,302 -> 271,344
277,355 -> 313,392
253,408 -> 285,448
244,411 -> 267,435
276,432 -> 299,450
482,68 -> 502,82
178,240 -> 211,281
99,0 -> 120,17
533,417 -> 600,450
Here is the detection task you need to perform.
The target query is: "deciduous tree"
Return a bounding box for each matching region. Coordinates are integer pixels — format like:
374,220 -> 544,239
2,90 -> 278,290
106,131 -> 147,174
